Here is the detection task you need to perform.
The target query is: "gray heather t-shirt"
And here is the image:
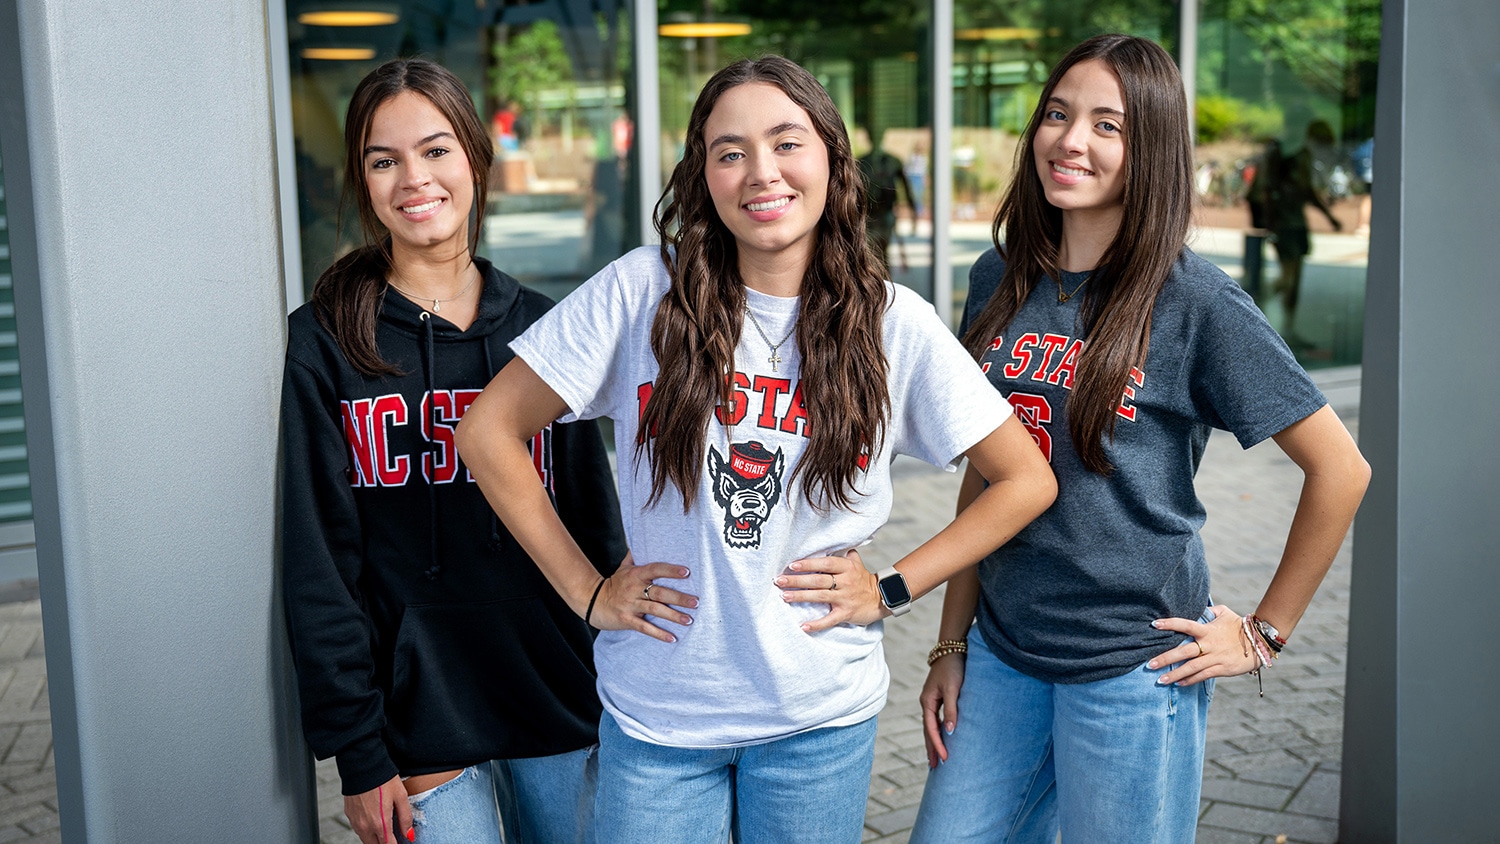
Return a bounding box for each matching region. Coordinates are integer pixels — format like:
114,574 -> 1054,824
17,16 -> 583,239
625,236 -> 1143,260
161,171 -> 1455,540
964,247 -> 1325,684
513,246 -> 1010,746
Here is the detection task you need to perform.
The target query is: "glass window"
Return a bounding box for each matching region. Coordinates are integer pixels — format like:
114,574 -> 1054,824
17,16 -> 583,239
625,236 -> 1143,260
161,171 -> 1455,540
657,0 -> 936,301
0,148 -> 32,523
1195,0 -> 1379,367
286,0 -> 642,304
948,1 -> 1378,369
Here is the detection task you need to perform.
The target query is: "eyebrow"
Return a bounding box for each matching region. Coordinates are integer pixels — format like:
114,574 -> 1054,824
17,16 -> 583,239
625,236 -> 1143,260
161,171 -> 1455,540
363,131 -> 455,156
707,121 -> 812,150
1046,96 -> 1126,120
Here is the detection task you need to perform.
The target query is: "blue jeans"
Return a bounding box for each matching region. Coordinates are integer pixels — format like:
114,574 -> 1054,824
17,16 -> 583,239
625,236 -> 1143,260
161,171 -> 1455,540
594,711 -> 877,844
911,621 -> 1213,843
408,746 -> 598,844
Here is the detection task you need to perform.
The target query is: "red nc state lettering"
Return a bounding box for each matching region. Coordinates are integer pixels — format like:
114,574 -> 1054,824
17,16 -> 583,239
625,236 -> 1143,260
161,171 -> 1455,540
1050,340 -> 1083,388
422,389 -> 482,484
981,334 -> 1004,374
1007,392 -> 1054,462
1116,367 -> 1146,421
751,376 -> 792,429
1031,334 -> 1070,383
343,394 -> 410,487
714,372 -> 751,426
1003,333 -> 1040,379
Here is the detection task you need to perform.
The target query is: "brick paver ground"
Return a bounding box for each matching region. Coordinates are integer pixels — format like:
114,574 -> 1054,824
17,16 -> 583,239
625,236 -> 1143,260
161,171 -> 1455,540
0,370 -> 1361,844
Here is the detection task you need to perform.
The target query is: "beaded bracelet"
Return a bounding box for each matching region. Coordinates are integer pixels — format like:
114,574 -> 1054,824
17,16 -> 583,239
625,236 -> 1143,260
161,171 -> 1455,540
1248,614 -> 1286,655
927,639 -> 969,666
583,577 -> 607,628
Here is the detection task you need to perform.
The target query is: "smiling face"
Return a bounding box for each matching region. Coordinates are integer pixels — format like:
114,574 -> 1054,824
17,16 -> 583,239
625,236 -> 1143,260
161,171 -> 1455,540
362,90 -> 475,259
702,82 -> 830,276
1033,59 -> 1128,220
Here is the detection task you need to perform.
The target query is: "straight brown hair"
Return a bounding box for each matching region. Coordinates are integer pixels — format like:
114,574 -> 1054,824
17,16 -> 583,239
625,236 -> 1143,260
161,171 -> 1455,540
644,56 -> 891,511
961,34 -> 1193,474
310,58 -> 495,377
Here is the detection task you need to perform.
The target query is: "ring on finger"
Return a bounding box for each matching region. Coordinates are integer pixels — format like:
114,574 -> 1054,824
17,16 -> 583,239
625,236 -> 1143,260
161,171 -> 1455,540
643,584 -> 654,601
1194,640 -> 1205,658
829,575 -> 838,591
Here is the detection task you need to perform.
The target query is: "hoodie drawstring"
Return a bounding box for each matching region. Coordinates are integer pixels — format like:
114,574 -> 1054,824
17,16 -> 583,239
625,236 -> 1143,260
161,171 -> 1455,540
481,341 -> 504,551
420,312 -> 442,581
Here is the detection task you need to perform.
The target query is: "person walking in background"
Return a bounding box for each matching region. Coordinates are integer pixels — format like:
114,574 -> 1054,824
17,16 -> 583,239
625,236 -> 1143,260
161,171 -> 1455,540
1252,121 -> 1343,343
456,55 -> 1056,844
859,126 -> 916,274
905,141 -> 928,219
281,58 -> 626,844
911,35 -> 1369,843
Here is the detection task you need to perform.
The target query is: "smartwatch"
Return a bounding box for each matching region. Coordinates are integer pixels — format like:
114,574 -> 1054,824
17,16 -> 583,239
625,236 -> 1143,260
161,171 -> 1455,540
876,567 -> 913,617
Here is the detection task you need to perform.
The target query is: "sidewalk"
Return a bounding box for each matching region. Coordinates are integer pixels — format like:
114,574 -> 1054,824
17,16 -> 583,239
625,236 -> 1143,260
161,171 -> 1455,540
0,370 -> 1361,843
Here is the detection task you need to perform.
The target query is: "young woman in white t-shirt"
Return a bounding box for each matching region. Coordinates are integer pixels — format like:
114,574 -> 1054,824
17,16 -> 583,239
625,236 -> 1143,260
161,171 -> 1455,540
457,56 -> 1055,843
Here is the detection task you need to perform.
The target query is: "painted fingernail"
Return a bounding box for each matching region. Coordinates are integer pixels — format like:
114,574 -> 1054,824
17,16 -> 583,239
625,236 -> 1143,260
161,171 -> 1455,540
1157,675 -> 1170,684
775,576 -> 788,586
783,592 -> 793,602
789,562 -> 802,571
668,634 -> 677,643
801,624 -> 812,632
680,568 -> 690,577
407,829 -> 416,842
687,599 -> 699,608
1151,620 -> 1162,628
945,722 -> 955,735
681,616 -> 693,625
1148,661 -> 1158,669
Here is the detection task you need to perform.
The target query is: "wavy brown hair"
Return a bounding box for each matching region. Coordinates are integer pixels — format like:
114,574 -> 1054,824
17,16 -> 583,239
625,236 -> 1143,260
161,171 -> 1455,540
643,56 -> 890,511
310,58 -> 494,377
961,34 -> 1193,474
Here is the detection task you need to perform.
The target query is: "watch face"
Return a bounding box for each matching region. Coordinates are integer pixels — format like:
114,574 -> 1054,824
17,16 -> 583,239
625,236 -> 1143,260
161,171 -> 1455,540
879,573 -> 913,607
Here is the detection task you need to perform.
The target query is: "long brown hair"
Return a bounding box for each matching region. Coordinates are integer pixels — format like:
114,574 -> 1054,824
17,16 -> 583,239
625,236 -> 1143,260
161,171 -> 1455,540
644,56 -> 891,511
961,34 -> 1193,474
309,58 -> 495,377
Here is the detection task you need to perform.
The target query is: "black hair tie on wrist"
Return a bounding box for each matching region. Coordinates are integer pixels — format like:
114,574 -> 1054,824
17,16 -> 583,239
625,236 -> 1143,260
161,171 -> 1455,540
584,577 -> 608,628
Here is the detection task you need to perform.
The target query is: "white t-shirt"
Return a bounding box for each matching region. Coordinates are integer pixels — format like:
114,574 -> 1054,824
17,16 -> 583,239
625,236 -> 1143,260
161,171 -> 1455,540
511,246 -> 1011,747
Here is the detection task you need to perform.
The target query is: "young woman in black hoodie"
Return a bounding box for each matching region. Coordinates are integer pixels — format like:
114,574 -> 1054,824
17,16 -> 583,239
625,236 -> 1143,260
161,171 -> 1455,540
281,59 -> 625,844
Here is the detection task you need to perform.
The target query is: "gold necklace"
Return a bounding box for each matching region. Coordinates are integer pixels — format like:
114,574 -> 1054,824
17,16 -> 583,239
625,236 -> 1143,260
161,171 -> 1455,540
1055,272 -> 1091,303
387,269 -> 478,313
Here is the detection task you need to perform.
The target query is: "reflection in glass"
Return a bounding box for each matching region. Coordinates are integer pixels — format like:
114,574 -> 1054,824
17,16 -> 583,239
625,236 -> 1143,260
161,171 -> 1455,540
286,0 -> 640,304
0,149 -> 31,523
656,0 -> 934,300
947,1 -> 1378,368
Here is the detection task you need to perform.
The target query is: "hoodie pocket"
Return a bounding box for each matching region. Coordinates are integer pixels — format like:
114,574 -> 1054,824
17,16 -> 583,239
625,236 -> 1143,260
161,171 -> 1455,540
385,597 -> 601,765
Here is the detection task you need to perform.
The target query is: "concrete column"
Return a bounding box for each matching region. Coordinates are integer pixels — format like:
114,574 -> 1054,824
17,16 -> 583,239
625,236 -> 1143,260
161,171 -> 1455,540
0,0 -> 314,840
1341,0 -> 1500,839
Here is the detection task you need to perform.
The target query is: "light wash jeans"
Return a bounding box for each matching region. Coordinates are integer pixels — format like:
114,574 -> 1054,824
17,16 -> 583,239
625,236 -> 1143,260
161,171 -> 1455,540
911,619 -> 1214,843
594,711 -> 877,844
407,746 -> 598,844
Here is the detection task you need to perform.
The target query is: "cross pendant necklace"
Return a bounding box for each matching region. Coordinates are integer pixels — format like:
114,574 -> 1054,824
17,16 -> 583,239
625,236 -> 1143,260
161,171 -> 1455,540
745,306 -> 797,373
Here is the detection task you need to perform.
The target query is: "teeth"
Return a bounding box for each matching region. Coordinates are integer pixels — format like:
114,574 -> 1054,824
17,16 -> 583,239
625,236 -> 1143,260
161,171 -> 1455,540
401,199 -> 442,214
1052,163 -> 1092,177
746,197 -> 790,212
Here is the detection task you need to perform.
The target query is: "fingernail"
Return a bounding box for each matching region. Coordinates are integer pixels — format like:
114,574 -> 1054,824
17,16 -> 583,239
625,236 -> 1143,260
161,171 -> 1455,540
1156,675 -> 1170,684
688,599 -> 699,608
1151,620 -> 1161,628
680,568 -> 690,577
945,722 -> 954,735
789,562 -> 802,571
1147,661 -> 1158,669
783,592 -> 792,602
775,576 -> 787,586
407,829 -> 416,842
801,624 -> 811,632
681,616 -> 693,625
668,634 -> 677,643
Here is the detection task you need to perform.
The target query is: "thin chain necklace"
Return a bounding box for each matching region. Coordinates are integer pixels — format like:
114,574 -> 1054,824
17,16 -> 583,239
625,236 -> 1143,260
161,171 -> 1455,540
387,269 -> 478,314
1055,272 -> 1091,304
744,306 -> 797,373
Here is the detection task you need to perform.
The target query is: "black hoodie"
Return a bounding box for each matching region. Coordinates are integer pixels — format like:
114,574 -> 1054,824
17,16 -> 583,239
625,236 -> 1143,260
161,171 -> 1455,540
281,257 -> 626,795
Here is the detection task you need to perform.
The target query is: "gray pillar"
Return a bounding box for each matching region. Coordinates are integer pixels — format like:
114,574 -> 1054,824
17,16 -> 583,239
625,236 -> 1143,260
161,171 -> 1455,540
0,1 -> 315,840
1341,0 -> 1500,840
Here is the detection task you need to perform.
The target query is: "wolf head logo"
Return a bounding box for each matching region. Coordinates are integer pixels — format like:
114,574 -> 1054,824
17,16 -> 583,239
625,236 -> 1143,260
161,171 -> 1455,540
707,441 -> 786,549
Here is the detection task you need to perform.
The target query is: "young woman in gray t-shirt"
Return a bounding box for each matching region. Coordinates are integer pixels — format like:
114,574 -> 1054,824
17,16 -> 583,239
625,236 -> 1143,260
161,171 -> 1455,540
912,34 -> 1370,842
